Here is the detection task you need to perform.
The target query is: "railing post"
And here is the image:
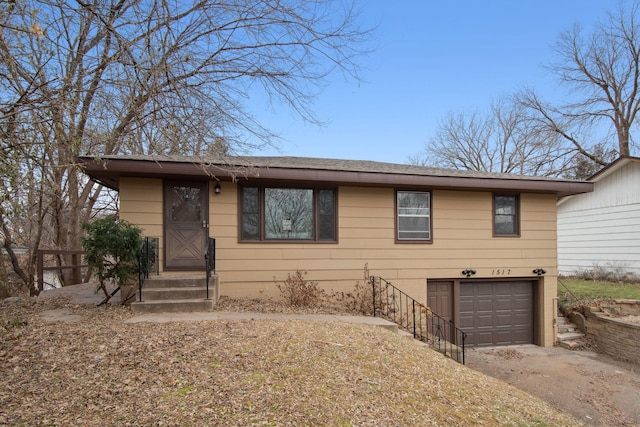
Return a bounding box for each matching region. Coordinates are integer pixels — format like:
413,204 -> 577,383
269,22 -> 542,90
37,250 -> 44,292
371,276 -> 376,317
71,253 -> 81,284
205,237 -> 215,300
137,241 -> 144,302
412,300 -> 416,339
461,332 -> 466,365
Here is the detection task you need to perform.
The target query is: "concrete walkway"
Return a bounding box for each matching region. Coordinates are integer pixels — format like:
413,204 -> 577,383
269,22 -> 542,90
39,282 -> 122,305
125,311 -> 397,329
39,283 -> 396,330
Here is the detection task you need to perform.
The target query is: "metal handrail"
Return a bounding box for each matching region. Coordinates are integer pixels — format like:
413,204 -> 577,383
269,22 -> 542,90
137,237 -> 159,302
205,237 -> 216,300
371,275 -> 467,364
558,277 -> 580,303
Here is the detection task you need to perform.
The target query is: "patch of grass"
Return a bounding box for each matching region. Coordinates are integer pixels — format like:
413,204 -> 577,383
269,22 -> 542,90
558,277 -> 640,300
164,385 -> 194,398
2,316 -> 28,330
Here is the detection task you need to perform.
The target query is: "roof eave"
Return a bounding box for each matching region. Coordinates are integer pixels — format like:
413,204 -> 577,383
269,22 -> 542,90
77,156 -> 594,197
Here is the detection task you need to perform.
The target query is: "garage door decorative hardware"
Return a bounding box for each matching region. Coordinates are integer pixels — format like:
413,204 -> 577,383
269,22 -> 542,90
370,276 -> 467,364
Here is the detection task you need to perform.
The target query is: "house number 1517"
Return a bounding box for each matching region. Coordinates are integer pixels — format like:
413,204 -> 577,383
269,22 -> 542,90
492,269 -> 511,275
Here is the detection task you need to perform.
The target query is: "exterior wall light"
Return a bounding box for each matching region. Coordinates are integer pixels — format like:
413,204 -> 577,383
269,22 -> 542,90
214,182 -> 221,195
462,269 -> 477,278
533,268 -> 547,276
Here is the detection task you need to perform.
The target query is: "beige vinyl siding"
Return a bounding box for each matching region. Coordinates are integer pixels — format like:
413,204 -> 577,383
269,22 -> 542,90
119,177 -> 164,268
119,179 -> 558,346
120,179 -> 556,294
216,186 -> 556,294
119,177 -> 162,218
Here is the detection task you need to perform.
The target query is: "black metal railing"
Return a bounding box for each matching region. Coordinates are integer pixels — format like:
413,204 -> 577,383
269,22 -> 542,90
558,277 -> 579,302
205,237 -> 216,300
371,276 -> 467,364
137,237 -> 159,302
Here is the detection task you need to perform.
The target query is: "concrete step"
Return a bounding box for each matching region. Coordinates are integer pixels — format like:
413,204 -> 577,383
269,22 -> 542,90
140,286 -> 210,301
556,315 -> 587,350
142,276 -> 207,289
558,339 -> 586,350
557,331 -> 585,341
131,298 -> 215,314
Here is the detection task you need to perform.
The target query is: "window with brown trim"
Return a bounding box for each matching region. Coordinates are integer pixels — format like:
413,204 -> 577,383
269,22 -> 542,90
396,190 -> 431,242
240,186 -> 337,242
493,194 -> 520,236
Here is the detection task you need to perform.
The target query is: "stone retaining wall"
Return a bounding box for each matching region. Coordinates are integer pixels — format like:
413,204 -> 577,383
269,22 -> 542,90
584,301 -> 640,365
599,299 -> 640,316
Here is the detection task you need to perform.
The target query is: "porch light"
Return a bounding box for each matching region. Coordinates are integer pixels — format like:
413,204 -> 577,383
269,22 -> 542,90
533,268 -> 546,276
214,182 -> 221,195
461,269 -> 476,278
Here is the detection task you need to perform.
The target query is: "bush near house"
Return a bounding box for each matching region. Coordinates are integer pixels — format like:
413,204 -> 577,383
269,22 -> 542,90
274,270 -> 326,307
276,265 -> 375,313
82,217 -> 143,303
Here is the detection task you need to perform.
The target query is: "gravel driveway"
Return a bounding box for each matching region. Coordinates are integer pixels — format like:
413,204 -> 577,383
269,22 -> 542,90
466,345 -> 640,427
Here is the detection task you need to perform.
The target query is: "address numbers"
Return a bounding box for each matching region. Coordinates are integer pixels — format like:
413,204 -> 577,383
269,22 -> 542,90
491,269 -> 511,275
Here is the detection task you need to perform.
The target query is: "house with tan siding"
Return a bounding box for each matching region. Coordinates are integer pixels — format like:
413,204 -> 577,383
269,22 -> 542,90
79,155 -> 593,347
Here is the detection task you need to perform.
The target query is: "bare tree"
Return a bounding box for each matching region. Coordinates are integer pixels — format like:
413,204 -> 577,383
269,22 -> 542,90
518,1 -> 640,165
0,0 -> 369,291
417,97 -> 570,177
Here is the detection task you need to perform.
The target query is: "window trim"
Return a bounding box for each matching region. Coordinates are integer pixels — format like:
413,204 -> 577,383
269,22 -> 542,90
238,184 -> 338,243
493,193 -> 520,237
395,189 -> 433,244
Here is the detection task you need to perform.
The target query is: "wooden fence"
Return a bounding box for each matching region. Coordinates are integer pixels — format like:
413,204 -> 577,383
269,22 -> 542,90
36,250 -> 88,291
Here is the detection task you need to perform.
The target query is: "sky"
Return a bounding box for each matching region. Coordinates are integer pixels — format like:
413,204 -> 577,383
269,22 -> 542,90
251,1 -> 619,164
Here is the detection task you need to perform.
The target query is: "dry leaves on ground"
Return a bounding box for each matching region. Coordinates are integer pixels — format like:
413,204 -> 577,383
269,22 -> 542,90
485,349 -> 525,361
0,297 -> 580,426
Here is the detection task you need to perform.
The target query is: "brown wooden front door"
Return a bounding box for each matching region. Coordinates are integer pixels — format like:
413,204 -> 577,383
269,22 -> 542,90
427,280 -> 455,344
164,181 -> 208,270
427,280 -> 453,321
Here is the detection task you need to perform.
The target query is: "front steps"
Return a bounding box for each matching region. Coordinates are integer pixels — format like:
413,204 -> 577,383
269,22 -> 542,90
131,275 -> 219,314
556,316 -> 586,349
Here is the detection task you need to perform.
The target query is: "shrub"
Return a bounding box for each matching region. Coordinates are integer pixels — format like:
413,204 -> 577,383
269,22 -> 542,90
331,264 -> 373,315
275,270 -> 326,307
82,217 -> 143,303
574,263 -> 634,283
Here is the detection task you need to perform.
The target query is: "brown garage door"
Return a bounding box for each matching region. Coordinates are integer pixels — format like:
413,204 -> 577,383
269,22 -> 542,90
459,280 -> 534,347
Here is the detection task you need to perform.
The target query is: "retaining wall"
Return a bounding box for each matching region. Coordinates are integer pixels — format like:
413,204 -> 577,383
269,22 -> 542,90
584,300 -> 640,365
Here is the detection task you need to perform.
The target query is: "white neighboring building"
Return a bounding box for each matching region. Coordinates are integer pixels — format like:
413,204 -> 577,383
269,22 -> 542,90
557,156 -> 640,278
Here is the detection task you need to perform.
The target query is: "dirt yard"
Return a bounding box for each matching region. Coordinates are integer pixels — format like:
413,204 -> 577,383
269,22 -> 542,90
466,344 -> 640,427
0,296 -> 581,426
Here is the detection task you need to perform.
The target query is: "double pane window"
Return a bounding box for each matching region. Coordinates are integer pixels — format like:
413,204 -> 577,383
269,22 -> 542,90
494,194 -> 519,236
397,191 -> 431,241
240,186 -> 336,242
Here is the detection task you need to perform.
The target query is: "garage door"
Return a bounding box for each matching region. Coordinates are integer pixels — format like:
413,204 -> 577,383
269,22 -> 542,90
459,281 -> 534,347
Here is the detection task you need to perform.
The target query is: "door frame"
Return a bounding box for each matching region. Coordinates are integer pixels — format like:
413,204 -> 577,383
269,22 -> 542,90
163,180 -> 209,271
